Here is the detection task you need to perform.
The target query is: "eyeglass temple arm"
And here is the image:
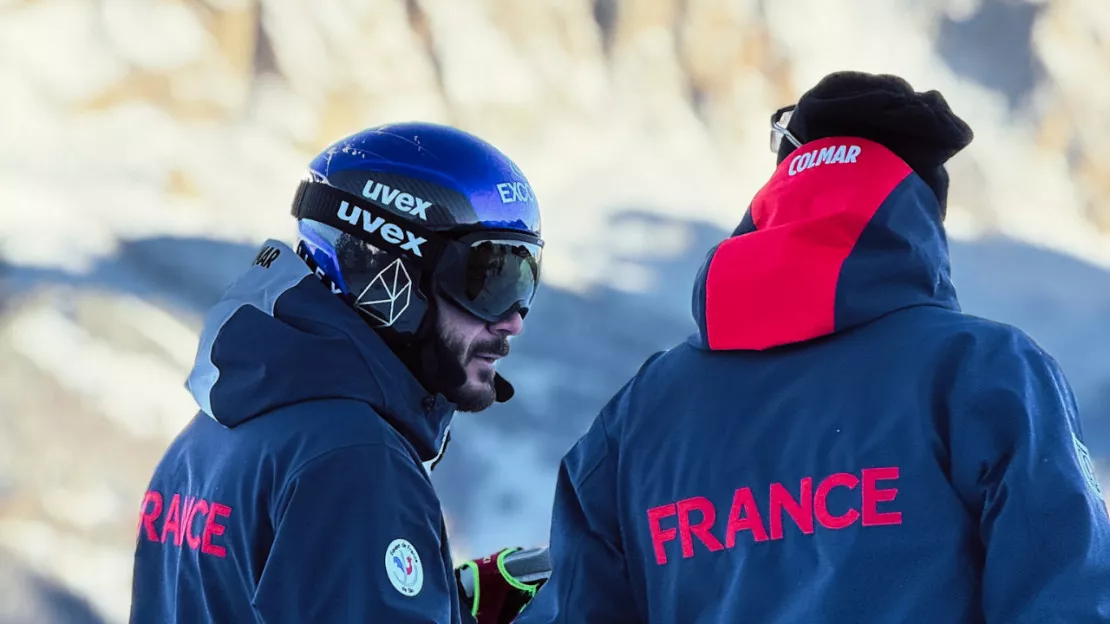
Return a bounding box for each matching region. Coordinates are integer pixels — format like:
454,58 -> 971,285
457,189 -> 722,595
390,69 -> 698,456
771,117 -> 803,149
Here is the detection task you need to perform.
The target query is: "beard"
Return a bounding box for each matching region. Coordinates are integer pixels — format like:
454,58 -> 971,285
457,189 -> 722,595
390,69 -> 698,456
433,329 -> 510,413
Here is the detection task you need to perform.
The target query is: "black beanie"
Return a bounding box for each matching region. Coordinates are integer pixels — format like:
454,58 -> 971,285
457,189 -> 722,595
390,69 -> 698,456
776,71 -> 974,217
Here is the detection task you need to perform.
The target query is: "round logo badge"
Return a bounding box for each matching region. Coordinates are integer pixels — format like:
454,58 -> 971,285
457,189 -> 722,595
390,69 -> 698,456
385,538 -> 423,596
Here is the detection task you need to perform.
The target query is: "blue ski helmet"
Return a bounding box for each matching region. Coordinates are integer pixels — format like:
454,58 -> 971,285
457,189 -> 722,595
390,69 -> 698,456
292,122 -> 543,344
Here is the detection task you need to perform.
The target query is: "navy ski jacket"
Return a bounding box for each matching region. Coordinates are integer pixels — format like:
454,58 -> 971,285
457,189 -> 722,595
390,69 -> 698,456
130,240 -> 469,623
517,138 -> 1110,623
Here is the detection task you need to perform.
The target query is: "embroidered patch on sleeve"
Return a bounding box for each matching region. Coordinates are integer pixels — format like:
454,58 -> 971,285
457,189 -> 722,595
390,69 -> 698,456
385,538 -> 424,597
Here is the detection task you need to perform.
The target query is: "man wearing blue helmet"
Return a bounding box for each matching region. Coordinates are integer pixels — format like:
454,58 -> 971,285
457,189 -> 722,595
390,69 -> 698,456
130,122 -> 547,623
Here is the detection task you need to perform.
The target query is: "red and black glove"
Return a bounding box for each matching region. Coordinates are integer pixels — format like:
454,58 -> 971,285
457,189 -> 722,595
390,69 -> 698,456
456,547 -> 544,624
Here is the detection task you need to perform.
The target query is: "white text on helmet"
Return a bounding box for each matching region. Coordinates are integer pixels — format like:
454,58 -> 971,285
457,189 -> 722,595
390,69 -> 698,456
362,180 -> 432,220
788,144 -> 862,176
496,181 -> 533,204
337,201 -> 428,257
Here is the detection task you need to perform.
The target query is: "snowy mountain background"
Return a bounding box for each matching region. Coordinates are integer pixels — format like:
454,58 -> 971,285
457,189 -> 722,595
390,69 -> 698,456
1,0 -> 1108,621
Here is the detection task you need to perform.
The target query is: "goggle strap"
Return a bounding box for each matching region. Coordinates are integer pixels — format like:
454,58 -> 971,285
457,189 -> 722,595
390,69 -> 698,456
295,241 -> 356,302
292,180 -> 446,271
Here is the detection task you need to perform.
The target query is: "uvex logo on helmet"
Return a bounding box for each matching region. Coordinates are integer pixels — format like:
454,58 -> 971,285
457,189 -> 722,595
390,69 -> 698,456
362,179 -> 433,220
337,201 -> 428,257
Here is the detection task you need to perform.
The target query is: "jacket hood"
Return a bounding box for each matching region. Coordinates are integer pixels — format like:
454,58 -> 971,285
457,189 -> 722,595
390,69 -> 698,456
692,137 -> 960,351
185,239 -> 454,461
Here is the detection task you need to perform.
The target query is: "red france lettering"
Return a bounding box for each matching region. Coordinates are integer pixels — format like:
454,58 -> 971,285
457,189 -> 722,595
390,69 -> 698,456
676,497 -> 723,558
725,487 -> 769,546
647,504 -> 678,565
861,467 -> 902,526
185,499 -> 209,550
769,478 -> 814,540
814,472 -> 859,529
139,491 -> 163,542
647,466 -> 903,562
160,494 -> 182,544
201,502 -> 232,558
175,497 -> 196,546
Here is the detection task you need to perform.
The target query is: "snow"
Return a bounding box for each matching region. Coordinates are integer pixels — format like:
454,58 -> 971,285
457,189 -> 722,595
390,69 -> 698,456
6,305 -> 197,442
100,0 -> 213,71
0,1 -> 1106,620
0,0 -> 128,103
0,519 -> 133,624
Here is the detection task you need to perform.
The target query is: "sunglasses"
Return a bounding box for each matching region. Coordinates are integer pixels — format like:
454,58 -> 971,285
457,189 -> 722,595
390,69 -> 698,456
770,104 -> 802,154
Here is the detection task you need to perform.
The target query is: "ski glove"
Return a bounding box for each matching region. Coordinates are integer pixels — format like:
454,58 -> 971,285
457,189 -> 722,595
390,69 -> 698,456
456,547 -> 544,624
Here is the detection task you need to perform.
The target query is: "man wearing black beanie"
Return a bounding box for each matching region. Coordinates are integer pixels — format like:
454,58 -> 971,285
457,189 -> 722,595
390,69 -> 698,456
774,71 -> 972,217
515,71 -> 1110,623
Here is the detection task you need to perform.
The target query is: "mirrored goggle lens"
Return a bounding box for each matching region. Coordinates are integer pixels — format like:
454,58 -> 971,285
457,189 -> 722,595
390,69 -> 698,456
439,238 -> 542,322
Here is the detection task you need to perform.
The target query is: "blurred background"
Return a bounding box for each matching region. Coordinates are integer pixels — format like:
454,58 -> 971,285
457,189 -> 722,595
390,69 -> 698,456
0,0 -> 1108,621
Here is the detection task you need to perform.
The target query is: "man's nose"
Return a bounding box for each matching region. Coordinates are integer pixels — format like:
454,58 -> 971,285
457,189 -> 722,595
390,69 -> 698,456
488,310 -> 524,336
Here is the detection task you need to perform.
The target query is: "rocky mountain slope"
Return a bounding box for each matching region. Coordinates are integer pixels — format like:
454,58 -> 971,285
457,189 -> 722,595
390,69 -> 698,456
1,0 -> 1107,621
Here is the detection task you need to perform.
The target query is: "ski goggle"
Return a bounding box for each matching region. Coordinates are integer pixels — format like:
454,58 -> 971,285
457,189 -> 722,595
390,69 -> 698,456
291,180 -> 543,325
770,104 -> 802,154
434,231 -> 542,323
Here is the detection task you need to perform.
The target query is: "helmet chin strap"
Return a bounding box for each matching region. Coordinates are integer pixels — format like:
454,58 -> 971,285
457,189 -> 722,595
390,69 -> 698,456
493,372 -> 515,402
